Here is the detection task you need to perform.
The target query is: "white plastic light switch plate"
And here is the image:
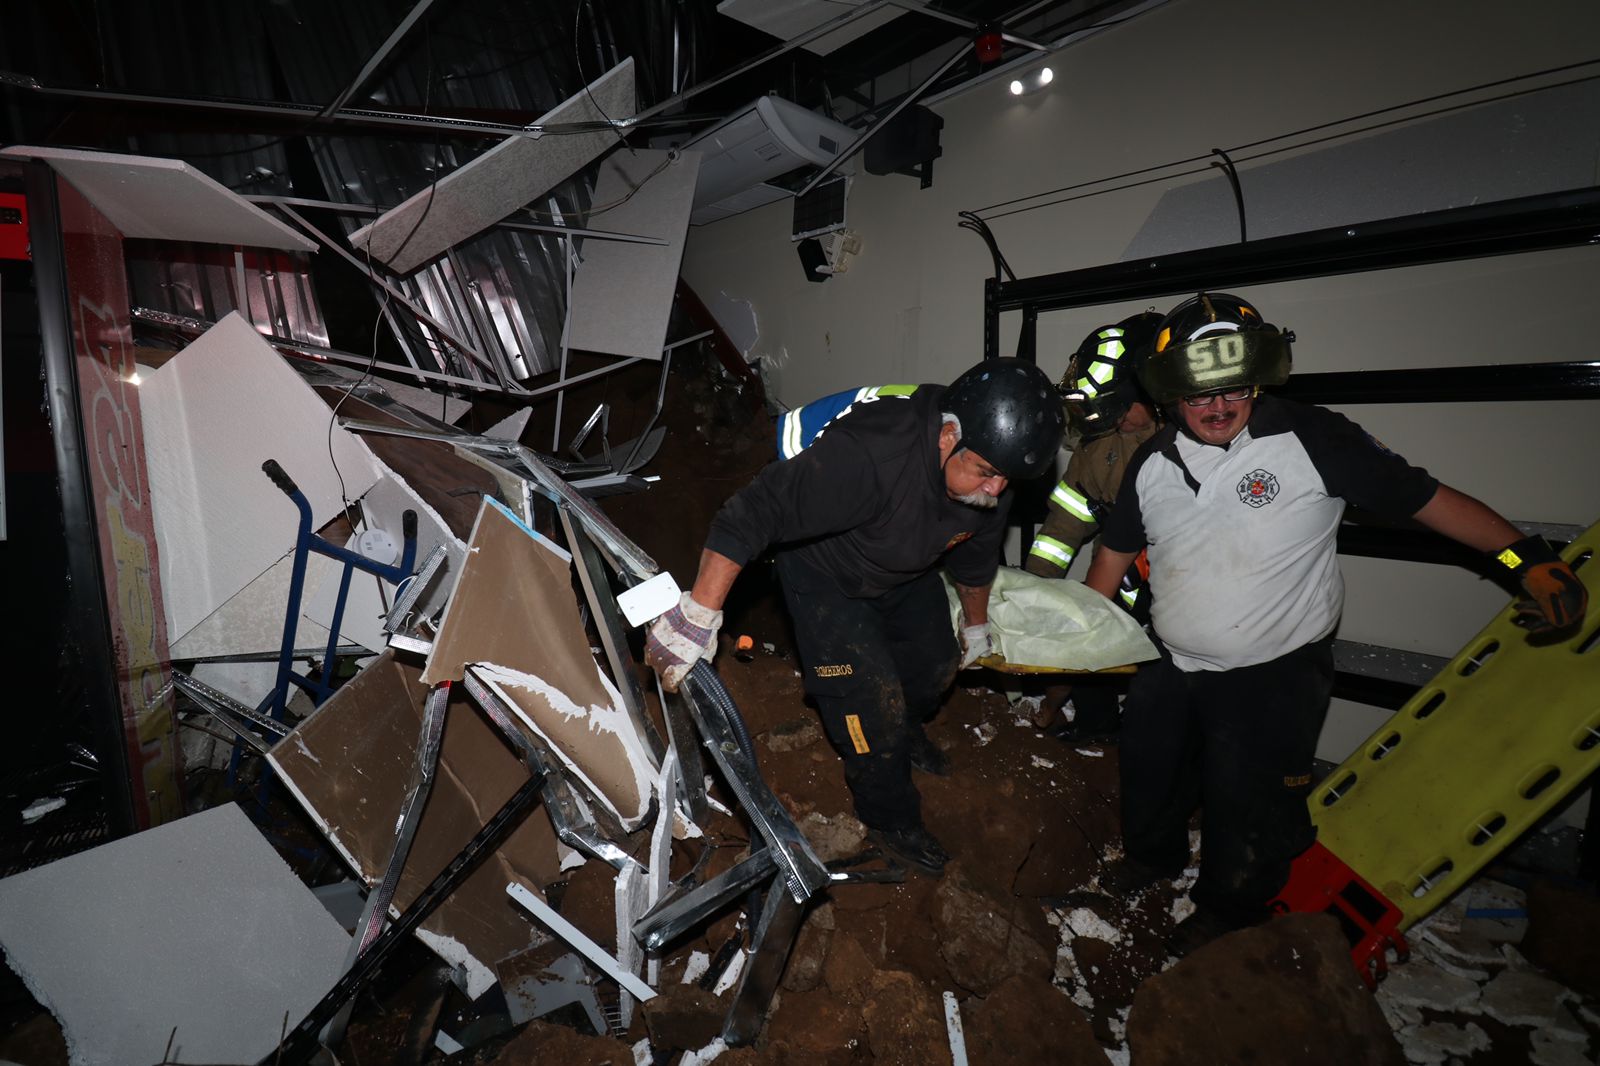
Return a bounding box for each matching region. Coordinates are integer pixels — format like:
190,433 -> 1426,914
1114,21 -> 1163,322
617,572 -> 682,627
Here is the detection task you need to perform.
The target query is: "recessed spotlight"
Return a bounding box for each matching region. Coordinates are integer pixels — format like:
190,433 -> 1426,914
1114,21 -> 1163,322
1008,67 -> 1055,97
1009,79 -> 1024,96
1037,66 -> 1053,86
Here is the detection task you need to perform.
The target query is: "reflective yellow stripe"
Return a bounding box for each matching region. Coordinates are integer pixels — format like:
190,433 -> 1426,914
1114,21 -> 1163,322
1119,588 -> 1139,607
1089,360 -> 1117,385
1029,536 -> 1076,569
1095,339 -> 1125,361
1077,377 -> 1098,398
845,714 -> 871,755
1496,547 -> 1523,570
1050,483 -> 1094,521
781,410 -> 804,458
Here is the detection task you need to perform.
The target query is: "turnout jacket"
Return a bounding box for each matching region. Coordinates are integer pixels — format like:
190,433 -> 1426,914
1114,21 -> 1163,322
707,385 -> 1009,598
1100,396 -> 1438,672
1025,423 -> 1158,577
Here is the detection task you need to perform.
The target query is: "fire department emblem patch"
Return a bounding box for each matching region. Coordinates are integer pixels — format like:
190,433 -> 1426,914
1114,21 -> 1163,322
1236,468 -> 1279,508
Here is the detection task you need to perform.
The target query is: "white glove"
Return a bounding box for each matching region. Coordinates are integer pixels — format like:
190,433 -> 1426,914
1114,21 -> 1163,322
958,620 -> 995,669
645,592 -> 724,692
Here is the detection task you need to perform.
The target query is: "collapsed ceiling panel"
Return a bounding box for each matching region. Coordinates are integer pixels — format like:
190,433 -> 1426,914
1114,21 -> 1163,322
268,651 -> 564,999
0,146 -> 315,251
140,312 -> 383,642
565,149 -> 702,361
421,498 -> 657,829
0,803 -> 349,1066
348,59 -> 638,275
717,0 -> 905,55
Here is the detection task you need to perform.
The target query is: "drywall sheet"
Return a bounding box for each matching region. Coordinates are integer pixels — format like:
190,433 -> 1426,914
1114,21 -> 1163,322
0,803 -> 348,1066
268,651 -> 562,998
0,145 -> 314,251
170,550 -> 335,660
566,149 -> 701,360
141,312 -> 383,643
305,470 -> 465,652
349,60 -> 636,274
422,499 -> 655,828
717,0 -> 903,55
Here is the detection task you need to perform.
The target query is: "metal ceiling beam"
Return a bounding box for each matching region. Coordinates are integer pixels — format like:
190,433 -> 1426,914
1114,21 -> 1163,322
885,1 -> 1050,52
247,194 -> 668,246
318,0 -> 442,120
991,186 -> 1600,316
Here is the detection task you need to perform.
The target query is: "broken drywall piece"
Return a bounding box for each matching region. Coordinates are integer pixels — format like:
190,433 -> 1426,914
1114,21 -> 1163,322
566,149 -> 701,361
267,651 -> 563,999
705,290 -> 759,357
1381,957 -> 1483,1013
350,60 -> 636,274
142,311 -> 383,643
422,497 -> 656,828
170,548 -> 337,660
485,407 -> 533,441
1477,967 -> 1576,1027
0,803 -> 348,1066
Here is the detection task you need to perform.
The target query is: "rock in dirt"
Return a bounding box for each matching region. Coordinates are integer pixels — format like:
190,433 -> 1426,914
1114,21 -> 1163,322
823,932 -> 877,995
641,983 -> 726,1052
763,718 -> 823,753
1126,913 -> 1403,1066
962,974 -> 1103,1065
861,970 -> 949,1066
797,811 -> 868,864
1521,880 -> 1600,999
781,902 -> 836,992
932,864 -> 1053,995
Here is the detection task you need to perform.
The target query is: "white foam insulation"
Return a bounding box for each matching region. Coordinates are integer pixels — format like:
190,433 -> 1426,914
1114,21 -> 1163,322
304,468 -> 466,653
717,0 -> 903,55
349,59 -> 637,274
0,803 -> 349,1066
566,149 -> 701,361
141,312 -> 383,644
422,498 -> 657,828
0,146 -> 314,251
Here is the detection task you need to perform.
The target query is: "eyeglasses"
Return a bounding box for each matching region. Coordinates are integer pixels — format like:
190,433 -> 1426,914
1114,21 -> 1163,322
1181,386 -> 1254,408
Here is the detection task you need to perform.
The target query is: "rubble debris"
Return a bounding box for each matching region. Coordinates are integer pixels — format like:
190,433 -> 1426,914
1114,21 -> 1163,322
1126,914 -> 1404,1066
781,902 -> 837,992
762,718 -> 823,753
642,983 -> 726,1052
1393,1020 -> 1491,1063
932,864 -> 1053,995
0,803 -> 349,1066
962,974 -> 1104,1065
823,932 -> 878,996
1529,1027 -> 1596,1066
861,971 -> 948,1066
1064,907 -> 1123,945
1477,966 -> 1577,1027
797,811 -> 868,864
1379,954 -> 1484,1013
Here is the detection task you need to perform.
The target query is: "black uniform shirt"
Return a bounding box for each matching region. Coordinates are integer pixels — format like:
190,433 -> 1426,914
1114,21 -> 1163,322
706,386 -> 1010,598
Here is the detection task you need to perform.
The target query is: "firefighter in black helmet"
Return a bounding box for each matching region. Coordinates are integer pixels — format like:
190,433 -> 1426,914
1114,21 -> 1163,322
647,358 -> 1064,876
1085,292 -> 1586,955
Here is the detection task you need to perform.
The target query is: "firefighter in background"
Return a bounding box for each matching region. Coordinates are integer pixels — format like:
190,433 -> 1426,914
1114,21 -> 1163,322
646,359 -> 1066,875
1023,312 -> 1163,740
1085,292 -> 1587,954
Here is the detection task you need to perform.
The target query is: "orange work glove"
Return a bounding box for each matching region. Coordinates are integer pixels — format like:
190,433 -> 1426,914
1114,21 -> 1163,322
1495,535 -> 1587,633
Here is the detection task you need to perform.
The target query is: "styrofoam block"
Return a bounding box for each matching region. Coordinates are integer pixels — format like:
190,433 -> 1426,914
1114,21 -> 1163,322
141,312 -> 383,643
350,60 -> 636,274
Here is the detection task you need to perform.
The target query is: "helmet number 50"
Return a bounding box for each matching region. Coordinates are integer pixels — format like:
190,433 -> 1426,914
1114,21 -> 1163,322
1186,334 -> 1247,384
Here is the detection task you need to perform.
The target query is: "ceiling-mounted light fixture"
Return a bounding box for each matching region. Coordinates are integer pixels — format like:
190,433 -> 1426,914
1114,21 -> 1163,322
1009,66 -> 1054,96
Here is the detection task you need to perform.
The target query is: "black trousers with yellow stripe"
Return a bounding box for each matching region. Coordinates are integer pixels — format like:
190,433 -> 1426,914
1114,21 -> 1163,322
776,551 -> 960,832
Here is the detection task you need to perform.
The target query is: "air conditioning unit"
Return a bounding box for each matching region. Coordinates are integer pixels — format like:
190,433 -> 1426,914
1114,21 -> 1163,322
674,96 -> 855,225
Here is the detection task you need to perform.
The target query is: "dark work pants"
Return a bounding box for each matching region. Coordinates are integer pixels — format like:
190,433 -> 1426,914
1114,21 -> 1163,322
1119,636 -> 1334,925
776,551 -> 960,832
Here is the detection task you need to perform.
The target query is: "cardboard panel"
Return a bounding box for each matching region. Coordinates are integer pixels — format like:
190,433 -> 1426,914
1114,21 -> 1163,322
349,60 -> 636,274
423,499 -> 655,828
141,312 -> 383,642
566,149 -> 701,360
268,651 -> 562,998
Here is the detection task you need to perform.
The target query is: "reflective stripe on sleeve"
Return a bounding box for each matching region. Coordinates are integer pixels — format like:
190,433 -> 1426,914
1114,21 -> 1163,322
1049,482 -> 1095,522
1029,536 -> 1076,570
780,409 -> 804,459
1119,587 -> 1139,608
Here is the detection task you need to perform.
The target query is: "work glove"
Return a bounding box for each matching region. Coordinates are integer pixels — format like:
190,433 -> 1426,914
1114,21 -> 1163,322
958,620 -> 995,669
645,592 -> 723,693
1495,535 -> 1587,634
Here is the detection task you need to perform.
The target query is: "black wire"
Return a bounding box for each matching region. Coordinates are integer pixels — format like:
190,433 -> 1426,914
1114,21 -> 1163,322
971,57 -> 1600,220
572,0 -> 631,152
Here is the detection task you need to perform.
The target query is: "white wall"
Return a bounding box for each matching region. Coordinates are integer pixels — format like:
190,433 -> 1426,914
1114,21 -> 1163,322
681,0 -> 1599,816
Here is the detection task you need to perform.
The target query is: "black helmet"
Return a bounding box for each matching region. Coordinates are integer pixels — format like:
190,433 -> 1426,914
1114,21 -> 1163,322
1141,292 -> 1293,405
941,357 -> 1065,481
1060,311 -> 1162,439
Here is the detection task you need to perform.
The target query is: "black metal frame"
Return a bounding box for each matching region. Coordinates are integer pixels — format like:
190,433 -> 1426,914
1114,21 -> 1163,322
24,160 -> 138,838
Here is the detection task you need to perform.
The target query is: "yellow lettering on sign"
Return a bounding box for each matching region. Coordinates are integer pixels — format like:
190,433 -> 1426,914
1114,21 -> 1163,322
844,714 -> 871,755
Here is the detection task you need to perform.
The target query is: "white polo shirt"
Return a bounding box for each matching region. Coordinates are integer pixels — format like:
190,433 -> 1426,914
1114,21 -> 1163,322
1101,396 -> 1438,672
